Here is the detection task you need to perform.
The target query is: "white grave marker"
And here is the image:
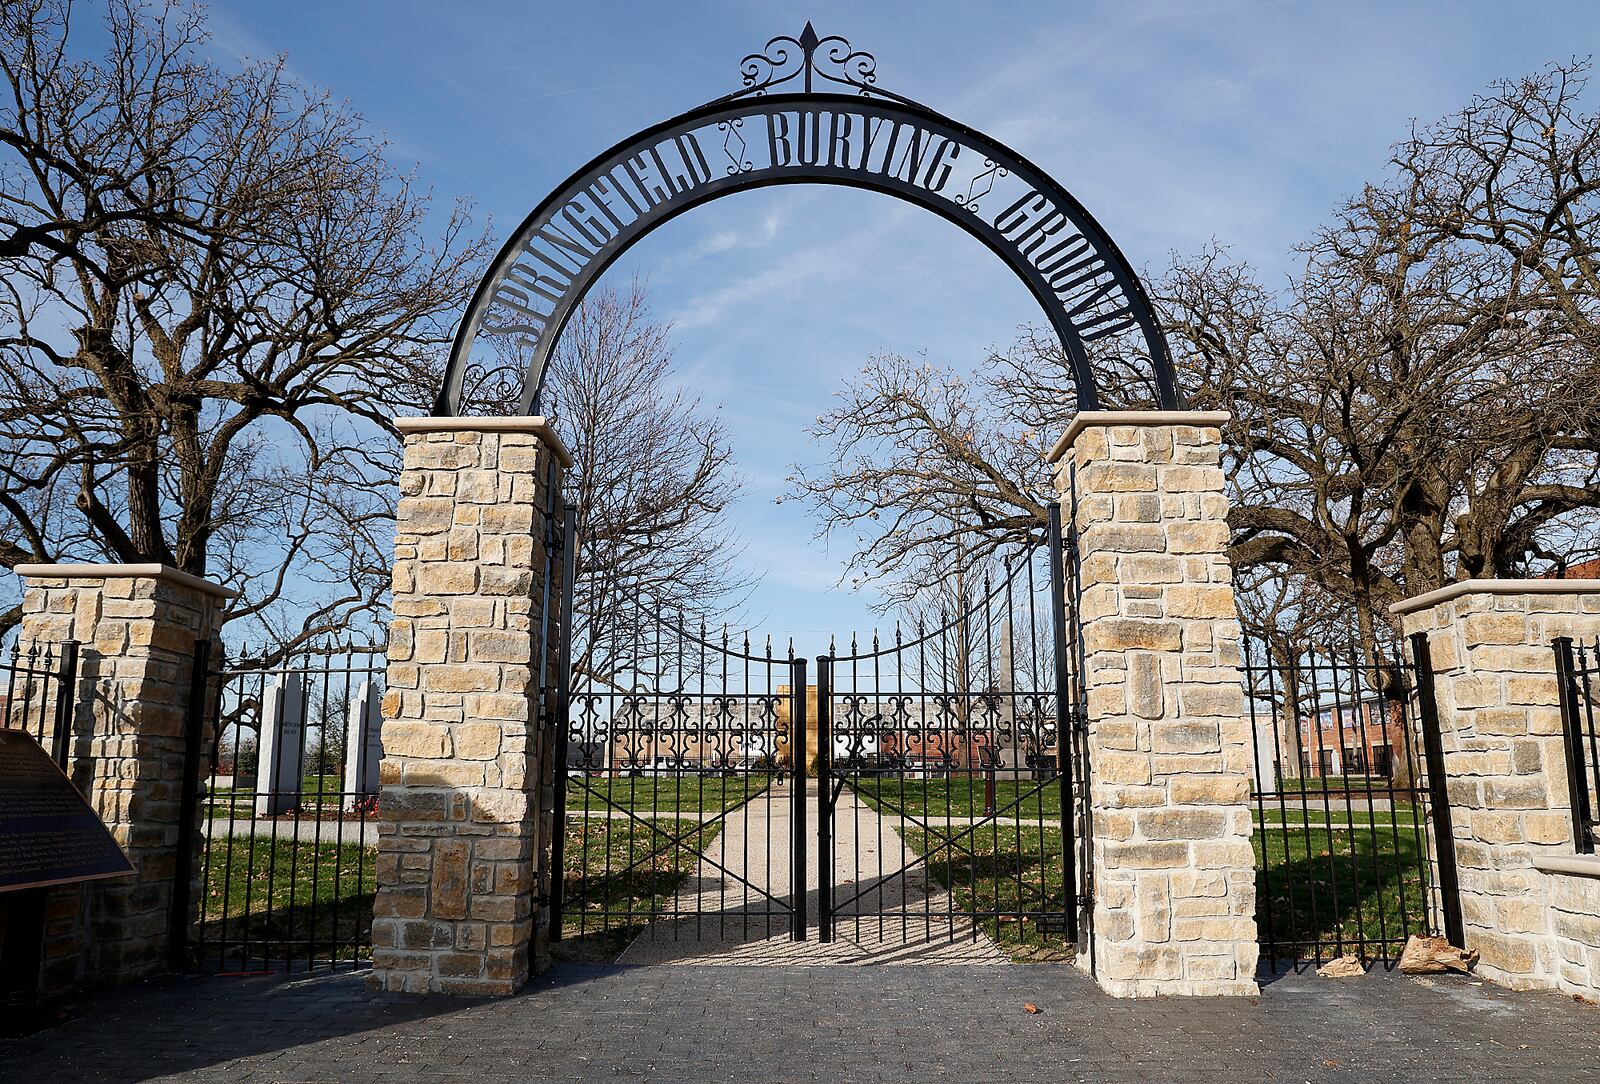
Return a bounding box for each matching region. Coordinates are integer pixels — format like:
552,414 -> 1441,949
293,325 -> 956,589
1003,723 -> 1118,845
342,680 -> 383,807
254,673 -> 304,817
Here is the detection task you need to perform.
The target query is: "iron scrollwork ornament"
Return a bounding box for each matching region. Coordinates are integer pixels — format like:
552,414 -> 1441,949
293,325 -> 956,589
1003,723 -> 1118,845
738,22 -> 880,98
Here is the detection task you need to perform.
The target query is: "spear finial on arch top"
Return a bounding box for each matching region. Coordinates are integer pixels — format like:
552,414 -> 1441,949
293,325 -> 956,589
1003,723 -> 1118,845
737,23 -> 880,99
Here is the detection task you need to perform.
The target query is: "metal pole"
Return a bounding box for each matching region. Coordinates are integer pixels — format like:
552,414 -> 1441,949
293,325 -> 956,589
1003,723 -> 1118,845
816,655 -> 833,944
1408,632 -> 1465,948
790,657 -> 807,941
50,640 -> 79,770
548,504 -> 580,938
1554,637 -> 1595,854
530,459 -> 563,933
168,637 -> 212,971
1046,503 -> 1079,946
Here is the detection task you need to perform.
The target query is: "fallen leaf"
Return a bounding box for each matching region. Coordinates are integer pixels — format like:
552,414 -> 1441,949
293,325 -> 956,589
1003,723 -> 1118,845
1397,935 -> 1477,975
1316,954 -> 1364,978
1024,1002 -> 1040,1014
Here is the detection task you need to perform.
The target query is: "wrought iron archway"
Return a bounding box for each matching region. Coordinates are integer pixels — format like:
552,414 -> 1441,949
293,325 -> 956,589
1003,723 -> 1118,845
435,24 -> 1180,416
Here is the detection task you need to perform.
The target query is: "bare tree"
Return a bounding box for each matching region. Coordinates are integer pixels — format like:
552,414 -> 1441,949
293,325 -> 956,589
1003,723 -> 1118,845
1165,220 -> 1598,648
0,0 -> 488,647
1390,59 -> 1600,578
1166,63 -> 1600,632
791,351 -> 1054,607
543,281 -> 750,694
1234,564 -> 1371,782
795,62 -> 1600,667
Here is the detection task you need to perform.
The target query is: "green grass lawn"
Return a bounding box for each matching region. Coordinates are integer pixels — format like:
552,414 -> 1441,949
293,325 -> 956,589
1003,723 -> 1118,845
563,774 -> 772,814
1253,803 -> 1425,828
851,777 -> 1063,819
556,816 -> 725,960
1268,774 -> 1409,793
1254,822 -> 1431,962
193,770 -> 1434,970
896,824 -> 1074,962
197,813 -> 731,968
205,774 -> 358,818
850,778 -> 1073,961
893,816 -> 1431,964
197,837 -> 375,967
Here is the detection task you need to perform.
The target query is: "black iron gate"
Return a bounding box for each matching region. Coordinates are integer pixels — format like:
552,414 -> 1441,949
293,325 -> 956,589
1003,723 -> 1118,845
552,506 -> 1089,955
553,603 -> 808,953
814,506 -> 1090,957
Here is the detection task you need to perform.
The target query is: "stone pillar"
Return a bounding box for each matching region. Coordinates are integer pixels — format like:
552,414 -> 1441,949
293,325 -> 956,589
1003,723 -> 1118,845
1394,580 -> 1600,998
14,563 -> 233,990
1048,411 -> 1259,997
371,416 -> 571,996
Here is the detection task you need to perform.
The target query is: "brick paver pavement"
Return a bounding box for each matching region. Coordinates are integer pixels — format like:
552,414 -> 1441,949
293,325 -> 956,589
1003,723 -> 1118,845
3,962 -> 1598,1083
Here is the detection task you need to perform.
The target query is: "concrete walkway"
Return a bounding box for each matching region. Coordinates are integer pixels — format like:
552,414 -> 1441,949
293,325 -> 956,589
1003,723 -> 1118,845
619,779 -> 1006,965
4,963 -> 1596,1083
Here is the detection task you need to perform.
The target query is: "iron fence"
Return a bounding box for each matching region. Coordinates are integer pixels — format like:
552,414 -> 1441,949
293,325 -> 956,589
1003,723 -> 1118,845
1241,636 -> 1443,967
1554,636 -> 1600,854
0,634 -> 78,767
193,641 -> 385,974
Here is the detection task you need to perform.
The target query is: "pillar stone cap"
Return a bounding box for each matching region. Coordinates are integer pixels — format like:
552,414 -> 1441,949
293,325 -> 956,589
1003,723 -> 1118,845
1532,852 -> 1600,880
13,562 -> 239,600
1047,410 -> 1231,464
394,415 -> 572,468
1389,577 -> 1600,616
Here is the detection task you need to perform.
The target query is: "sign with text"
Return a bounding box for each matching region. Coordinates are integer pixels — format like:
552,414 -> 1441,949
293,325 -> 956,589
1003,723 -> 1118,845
0,730 -> 134,892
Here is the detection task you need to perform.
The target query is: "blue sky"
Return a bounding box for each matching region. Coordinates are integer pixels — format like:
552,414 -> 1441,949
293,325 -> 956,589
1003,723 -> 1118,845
200,0 -> 1598,652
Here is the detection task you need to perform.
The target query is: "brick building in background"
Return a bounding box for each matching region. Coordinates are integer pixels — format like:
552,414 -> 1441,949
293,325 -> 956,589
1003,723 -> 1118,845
1299,696 -> 1408,778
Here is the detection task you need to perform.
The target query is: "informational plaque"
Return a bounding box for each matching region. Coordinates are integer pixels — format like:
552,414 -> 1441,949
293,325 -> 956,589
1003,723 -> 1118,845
0,730 -> 134,891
